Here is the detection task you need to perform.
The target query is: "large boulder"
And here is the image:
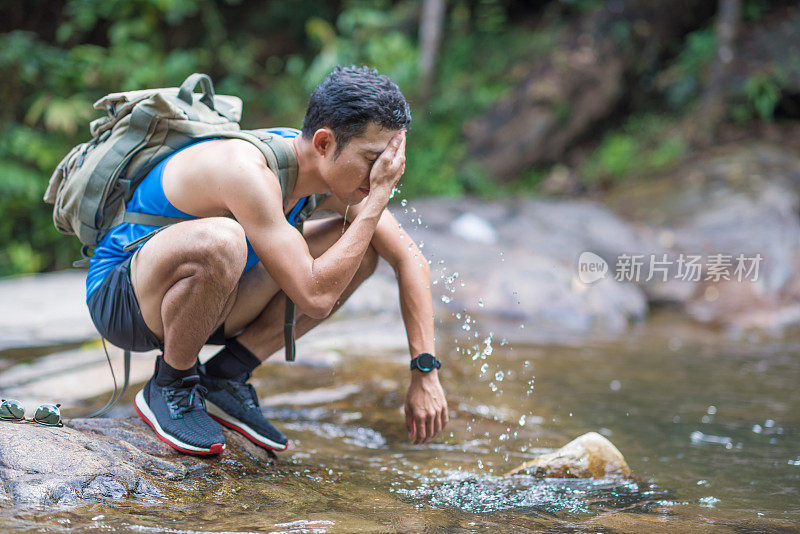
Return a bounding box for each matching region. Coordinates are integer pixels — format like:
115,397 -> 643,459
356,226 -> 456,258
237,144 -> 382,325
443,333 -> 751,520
605,143 -> 800,332
391,197 -> 651,341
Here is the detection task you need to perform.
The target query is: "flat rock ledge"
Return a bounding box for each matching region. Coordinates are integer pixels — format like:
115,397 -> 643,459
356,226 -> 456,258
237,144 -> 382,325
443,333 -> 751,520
0,417 -> 277,504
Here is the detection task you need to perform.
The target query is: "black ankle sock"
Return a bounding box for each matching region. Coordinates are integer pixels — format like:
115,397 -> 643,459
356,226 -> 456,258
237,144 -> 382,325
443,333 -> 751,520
204,339 -> 261,379
155,357 -> 198,386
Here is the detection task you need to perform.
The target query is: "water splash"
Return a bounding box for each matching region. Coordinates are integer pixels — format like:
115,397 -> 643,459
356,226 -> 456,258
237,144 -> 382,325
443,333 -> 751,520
394,470 -> 650,515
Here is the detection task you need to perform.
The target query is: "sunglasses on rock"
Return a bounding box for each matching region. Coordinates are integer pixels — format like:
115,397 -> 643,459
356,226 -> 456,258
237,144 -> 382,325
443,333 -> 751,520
0,399 -> 63,427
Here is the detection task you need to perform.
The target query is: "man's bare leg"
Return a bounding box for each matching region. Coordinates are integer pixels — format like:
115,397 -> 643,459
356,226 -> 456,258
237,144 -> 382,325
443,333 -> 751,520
127,217 -> 249,454
197,216 -> 377,450
130,217 -> 248,370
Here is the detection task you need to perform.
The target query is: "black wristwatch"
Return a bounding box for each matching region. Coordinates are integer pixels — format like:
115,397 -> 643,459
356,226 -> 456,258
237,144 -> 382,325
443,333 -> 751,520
410,353 -> 441,372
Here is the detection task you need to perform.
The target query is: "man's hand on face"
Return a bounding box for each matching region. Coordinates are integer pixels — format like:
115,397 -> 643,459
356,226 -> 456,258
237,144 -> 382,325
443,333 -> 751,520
404,369 -> 448,445
368,131 -> 406,199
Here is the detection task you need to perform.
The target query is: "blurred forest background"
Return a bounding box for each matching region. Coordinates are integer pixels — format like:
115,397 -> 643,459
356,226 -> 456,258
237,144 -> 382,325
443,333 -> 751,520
1,0 -> 799,276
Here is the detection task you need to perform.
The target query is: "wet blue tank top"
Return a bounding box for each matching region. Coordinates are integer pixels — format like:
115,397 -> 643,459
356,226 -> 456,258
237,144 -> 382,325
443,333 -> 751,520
85,127 -> 307,300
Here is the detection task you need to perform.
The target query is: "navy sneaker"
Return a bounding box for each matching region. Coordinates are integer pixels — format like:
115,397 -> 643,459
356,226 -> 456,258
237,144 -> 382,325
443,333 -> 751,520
199,367 -> 289,451
134,363 -> 225,455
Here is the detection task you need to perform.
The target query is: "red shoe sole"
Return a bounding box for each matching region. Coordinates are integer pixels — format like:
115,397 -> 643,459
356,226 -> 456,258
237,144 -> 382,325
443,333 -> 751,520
135,403 -> 225,456
209,414 -> 289,451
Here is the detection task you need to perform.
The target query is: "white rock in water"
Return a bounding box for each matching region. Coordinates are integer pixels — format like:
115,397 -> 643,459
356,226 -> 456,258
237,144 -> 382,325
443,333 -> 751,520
504,432 -> 631,478
450,213 -> 497,244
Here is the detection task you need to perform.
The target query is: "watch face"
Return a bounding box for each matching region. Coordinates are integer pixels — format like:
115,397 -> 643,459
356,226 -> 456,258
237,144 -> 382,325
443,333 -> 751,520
418,353 -> 435,371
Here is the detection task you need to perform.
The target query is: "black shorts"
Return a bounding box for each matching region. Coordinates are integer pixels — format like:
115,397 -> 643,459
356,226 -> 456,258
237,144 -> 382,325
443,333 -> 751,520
87,254 -> 227,352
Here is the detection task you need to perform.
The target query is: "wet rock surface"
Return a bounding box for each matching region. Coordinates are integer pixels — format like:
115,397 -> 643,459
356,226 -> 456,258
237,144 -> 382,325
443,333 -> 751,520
504,432 -> 631,479
0,420 -> 629,505
0,417 -> 276,504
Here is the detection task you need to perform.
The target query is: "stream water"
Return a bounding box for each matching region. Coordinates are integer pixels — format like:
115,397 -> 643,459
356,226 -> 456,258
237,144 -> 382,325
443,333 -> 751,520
1,310 -> 798,532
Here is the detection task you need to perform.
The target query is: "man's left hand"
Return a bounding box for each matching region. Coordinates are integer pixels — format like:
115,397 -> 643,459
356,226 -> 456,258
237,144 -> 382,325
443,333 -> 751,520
404,370 -> 448,445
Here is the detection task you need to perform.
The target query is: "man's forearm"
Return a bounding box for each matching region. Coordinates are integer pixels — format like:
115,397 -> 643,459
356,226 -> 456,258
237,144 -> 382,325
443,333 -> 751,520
308,198 -> 386,314
396,256 -> 435,357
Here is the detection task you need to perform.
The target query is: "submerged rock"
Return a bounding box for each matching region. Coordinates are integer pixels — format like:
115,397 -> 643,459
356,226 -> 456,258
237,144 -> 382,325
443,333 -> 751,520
504,432 -> 631,479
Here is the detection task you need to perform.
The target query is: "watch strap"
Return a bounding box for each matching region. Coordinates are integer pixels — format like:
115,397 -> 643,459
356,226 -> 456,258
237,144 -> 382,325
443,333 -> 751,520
410,353 -> 441,372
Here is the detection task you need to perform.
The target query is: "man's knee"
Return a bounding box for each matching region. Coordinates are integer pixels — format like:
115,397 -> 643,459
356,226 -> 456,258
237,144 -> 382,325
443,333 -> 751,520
178,217 -> 247,282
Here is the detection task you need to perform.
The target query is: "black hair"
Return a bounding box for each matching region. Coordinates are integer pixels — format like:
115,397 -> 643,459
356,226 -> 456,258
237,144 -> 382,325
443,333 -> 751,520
301,65 -> 411,157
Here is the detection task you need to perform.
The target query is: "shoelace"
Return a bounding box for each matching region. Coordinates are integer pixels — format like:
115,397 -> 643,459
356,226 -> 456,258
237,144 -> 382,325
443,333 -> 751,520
227,375 -> 259,411
164,375 -> 208,417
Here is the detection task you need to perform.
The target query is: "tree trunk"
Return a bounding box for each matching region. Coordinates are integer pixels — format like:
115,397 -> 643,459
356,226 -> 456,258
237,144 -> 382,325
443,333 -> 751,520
417,0 -> 446,106
695,0 -> 742,143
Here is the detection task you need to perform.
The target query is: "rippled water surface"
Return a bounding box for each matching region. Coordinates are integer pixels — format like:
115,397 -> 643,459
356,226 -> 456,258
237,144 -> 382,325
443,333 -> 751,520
2,311 -> 799,532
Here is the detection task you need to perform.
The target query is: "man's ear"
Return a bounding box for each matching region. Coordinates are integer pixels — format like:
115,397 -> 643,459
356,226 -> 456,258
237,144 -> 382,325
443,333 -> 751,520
312,128 -> 336,158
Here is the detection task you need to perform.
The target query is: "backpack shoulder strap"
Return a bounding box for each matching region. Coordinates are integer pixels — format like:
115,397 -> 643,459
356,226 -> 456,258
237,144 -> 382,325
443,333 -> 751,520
202,130 -> 299,207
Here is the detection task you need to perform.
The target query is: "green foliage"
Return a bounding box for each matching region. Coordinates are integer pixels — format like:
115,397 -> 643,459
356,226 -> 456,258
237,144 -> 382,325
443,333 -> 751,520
1,0 -> 556,276
742,72 -> 783,121
742,0 -> 769,21
581,115 -> 687,185
6,0 -> 782,276
399,17 -> 559,197
658,28 -> 717,109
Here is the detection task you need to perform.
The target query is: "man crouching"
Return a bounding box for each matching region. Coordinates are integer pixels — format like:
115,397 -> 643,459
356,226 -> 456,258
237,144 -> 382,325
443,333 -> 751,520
85,66 -> 448,454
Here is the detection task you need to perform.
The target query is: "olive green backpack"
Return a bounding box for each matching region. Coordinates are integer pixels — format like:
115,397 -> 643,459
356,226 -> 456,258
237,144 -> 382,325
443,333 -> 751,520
45,73 -> 316,416
44,73 -> 316,260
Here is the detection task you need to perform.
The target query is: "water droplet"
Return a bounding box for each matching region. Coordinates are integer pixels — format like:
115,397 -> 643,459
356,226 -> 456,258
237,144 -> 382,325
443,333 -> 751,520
489,382 -> 498,392
518,415 -> 526,426
480,363 -> 489,374
707,406 -> 717,415
440,295 -> 452,303
494,371 -> 504,381
478,298 -> 485,308
401,198 -> 407,206
610,380 -> 621,391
